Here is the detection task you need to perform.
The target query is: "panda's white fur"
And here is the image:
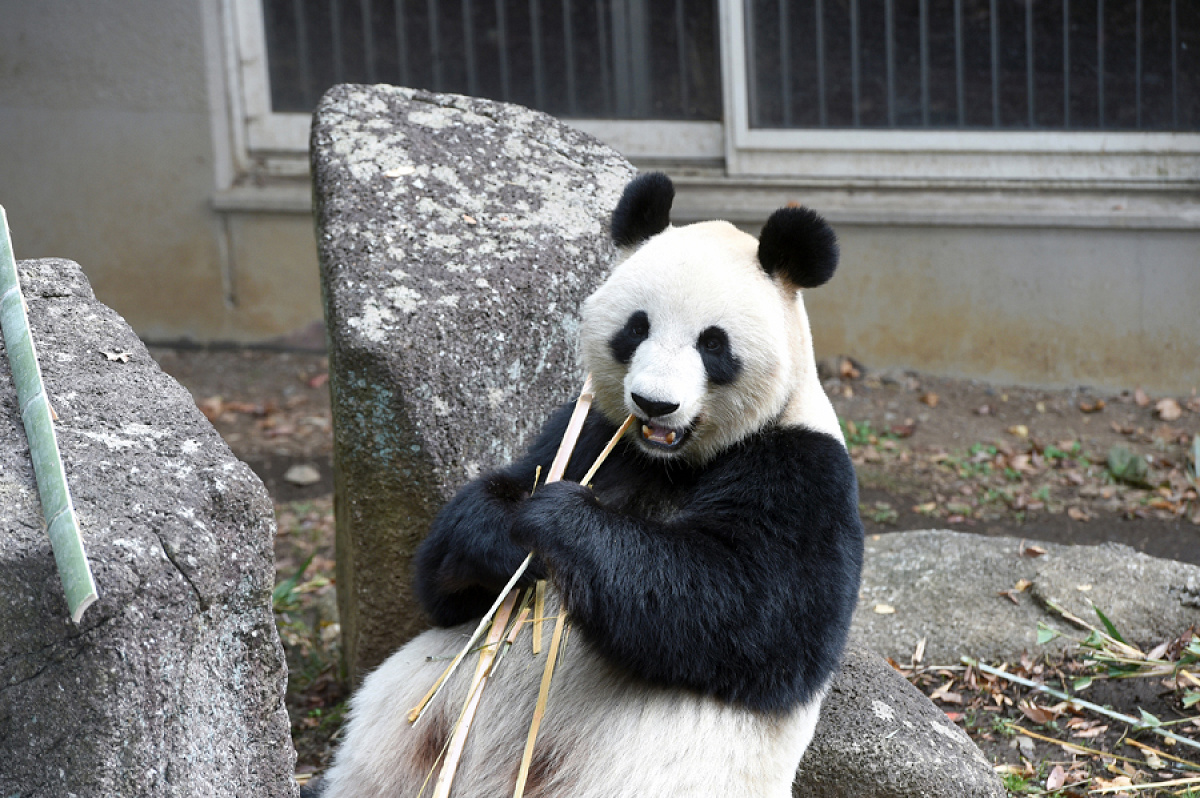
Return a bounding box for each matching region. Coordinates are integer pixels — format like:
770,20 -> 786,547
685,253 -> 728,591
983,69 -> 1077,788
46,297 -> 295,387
320,173 -> 862,798
581,218 -> 842,464
324,593 -> 824,798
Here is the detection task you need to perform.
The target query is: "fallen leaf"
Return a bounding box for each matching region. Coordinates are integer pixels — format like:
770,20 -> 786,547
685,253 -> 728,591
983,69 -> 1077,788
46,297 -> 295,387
1045,764 -> 1066,791
1156,398 -> 1183,421
384,165 -> 416,177
1008,424 -> 1029,438
1014,579 -> 1032,592
873,604 -> 896,615
462,214 -> 477,225
198,396 -> 224,421
101,350 -> 132,363
1079,399 -> 1106,413
1071,724 -> 1108,739
911,637 -> 926,666
1067,506 -> 1092,522
890,421 -> 917,438
1020,542 -> 1047,558
284,463 -> 322,487
998,590 -> 1021,605
1016,734 -> 1035,757
1076,584 -> 1092,591
838,356 -> 861,380
919,392 -> 939,408
1134,387 -> 1150,407
1019,700 -> 1060,725
1035,401 -> 1046,413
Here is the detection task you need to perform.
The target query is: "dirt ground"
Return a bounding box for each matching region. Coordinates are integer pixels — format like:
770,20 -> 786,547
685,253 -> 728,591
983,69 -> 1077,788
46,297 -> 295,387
150,346 -> 1200,795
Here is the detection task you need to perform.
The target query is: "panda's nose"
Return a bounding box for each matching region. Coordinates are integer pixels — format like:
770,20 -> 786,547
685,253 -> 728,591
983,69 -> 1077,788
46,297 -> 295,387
631,393 -> 679,419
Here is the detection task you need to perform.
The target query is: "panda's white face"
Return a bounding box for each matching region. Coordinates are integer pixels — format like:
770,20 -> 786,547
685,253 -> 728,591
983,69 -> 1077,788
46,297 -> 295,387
581,221 -> 798,465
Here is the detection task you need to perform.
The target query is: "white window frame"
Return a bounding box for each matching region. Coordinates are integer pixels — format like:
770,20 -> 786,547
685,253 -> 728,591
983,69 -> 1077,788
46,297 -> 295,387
717,0 -> 1200,187
211,0 -> 1200,197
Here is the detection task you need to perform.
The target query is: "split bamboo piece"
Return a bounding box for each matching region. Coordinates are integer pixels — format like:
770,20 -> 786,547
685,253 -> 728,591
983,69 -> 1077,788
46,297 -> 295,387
431,590 -> 521,798
514,609 -> 568,798
409,374 -> 595,724
532,579 -> 546,655
0,206 -> 97,623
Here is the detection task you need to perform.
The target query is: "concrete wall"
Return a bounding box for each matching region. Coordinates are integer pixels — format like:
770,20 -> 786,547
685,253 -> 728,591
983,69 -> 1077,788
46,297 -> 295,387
810,224 -> 1198,394
0,0 -> 323,344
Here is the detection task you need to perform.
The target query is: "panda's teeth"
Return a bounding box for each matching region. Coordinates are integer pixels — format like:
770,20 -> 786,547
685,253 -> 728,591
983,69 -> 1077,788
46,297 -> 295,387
641,424 -> 653,440
666,431 -> 676,445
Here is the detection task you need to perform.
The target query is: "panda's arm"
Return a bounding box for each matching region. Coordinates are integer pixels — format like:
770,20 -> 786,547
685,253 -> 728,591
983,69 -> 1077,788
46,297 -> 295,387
511,427 -> 864,712
414,405 -> 618,627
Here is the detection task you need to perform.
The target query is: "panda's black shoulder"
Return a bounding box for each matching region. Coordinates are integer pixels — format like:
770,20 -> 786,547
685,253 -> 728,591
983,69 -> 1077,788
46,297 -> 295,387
727,424 -> 857,493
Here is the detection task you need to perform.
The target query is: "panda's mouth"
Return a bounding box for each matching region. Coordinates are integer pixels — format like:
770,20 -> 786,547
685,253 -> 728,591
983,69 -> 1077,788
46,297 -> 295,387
638,420 -> 691,451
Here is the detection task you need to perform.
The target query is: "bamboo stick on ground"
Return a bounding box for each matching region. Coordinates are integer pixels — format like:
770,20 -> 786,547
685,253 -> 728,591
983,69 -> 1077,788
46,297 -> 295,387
0,206 -> 97,623
964,657 -> 1200,752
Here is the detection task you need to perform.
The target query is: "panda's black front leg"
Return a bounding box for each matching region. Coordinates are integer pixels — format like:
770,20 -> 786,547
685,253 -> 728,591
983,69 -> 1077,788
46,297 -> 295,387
414,472 -> 547,627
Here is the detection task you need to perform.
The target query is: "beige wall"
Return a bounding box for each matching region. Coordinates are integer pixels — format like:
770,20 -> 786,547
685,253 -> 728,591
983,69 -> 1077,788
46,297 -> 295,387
809,224 -> 1198,394
0,0 -> 323,344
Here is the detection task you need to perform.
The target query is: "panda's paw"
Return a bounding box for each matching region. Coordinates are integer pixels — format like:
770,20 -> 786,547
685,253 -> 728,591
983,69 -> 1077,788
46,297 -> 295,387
511,480 -> 594,553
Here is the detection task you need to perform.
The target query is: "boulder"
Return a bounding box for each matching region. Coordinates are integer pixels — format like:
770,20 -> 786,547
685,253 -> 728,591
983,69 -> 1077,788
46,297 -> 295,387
0,258 -> 296,797
798,641 -> 1004,797
854,529 -> 1200,665
311,84 -> 636,677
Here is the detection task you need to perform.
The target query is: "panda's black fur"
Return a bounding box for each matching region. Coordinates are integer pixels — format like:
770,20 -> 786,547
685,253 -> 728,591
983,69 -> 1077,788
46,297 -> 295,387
417,402 -> 862,713
322,172 -> 865,798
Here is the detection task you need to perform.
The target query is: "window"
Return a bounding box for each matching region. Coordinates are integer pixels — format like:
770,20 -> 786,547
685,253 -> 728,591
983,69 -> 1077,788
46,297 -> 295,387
218,0 -> 1200,189
743,0 -> 1198,131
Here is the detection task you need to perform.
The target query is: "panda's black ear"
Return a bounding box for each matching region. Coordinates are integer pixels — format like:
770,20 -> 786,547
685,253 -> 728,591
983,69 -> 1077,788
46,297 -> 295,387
757,206 -> 839,289
611,172 -> 674,248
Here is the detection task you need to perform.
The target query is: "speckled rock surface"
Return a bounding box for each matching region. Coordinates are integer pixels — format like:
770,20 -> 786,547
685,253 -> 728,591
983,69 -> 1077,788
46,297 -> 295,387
854,529 -> 1200,664
311,84 -> 636,677
798,641 -> 1005,797
0,259 -> 296,797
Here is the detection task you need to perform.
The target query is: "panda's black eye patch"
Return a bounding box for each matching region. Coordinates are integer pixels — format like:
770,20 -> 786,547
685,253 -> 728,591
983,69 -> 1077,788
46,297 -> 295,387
697,326 -> 741,385
609,310 -> 651,365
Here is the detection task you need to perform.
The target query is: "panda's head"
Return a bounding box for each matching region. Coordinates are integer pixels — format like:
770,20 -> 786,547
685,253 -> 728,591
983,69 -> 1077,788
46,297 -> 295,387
580,172 -> 842,465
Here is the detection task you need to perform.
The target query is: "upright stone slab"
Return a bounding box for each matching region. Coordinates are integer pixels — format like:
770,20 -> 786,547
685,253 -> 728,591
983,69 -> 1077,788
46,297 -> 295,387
312,84 -> 636,676
0,259 -> 296,798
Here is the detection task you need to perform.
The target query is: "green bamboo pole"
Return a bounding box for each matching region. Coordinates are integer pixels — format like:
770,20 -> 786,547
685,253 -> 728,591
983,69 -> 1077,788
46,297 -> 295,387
0,205 -> 97,623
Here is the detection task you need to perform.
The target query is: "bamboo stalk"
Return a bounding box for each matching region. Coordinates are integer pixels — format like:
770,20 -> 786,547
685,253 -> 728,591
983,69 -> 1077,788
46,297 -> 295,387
964,657 -> 1200,752
432,590 -> 520,798
1125,738 -> 1200,771
1091,775 -> 1200,794
409,374 -> 596,724
1006,724 -> 1156,767
581,414 -> 635,486
0,205 -> 97,623
533,579 -> 546,655
514,609 -> 567,798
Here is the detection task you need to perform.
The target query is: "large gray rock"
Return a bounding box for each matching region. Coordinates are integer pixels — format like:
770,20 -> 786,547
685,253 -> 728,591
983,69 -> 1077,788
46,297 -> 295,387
312,84 -> 637,676
0,259 -> 296,797
799,642 -> 1004,798
855,529 -> 1200,664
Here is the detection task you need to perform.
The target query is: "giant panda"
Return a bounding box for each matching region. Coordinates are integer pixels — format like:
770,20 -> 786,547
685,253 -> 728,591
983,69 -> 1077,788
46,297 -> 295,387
320,172 -> 864,798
